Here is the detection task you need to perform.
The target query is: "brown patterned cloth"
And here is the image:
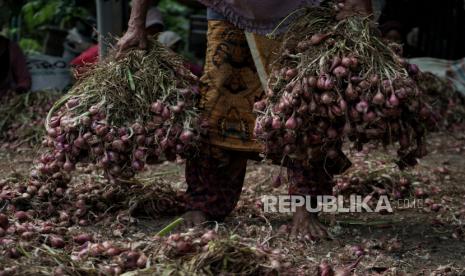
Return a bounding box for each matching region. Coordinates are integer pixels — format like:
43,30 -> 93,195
199,20 -> 281,152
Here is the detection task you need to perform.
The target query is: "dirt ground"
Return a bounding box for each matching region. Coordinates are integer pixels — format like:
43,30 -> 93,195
0,131 -> 464,275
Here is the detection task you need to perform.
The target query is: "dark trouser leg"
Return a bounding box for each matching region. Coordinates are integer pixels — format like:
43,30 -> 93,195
286,143 -> 351,238
184,145 -> 248,221
287,162 -> 334,197
287,142 -> 352,197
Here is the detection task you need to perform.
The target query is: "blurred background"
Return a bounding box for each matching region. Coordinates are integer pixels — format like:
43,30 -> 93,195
0,0 -> 464,93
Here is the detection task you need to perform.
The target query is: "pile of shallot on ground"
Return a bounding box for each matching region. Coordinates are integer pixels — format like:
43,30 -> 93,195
416,72 -> 465,130
34,40 -> 202,184
254,7 -> 430,168
0,91 -> 61,148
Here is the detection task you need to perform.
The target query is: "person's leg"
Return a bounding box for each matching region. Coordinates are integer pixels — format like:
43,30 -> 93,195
180,19 -> 258,227
287,161 -> 333,239
287,143 -> 351,238
183,145 -> 248,226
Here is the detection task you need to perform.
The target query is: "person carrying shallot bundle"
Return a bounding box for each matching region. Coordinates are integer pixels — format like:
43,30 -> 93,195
117,0 -> 372,239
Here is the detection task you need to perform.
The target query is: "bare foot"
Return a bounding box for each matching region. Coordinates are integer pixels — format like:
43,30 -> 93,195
290,206 -> 329,240
182,210 -> 208,228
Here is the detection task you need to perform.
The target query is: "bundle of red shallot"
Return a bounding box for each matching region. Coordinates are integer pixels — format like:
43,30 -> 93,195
33,40 -> 202,184
254,7 -> 430,169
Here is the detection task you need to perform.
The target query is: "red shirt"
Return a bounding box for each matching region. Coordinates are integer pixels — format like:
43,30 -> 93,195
71,44 -> 99,67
